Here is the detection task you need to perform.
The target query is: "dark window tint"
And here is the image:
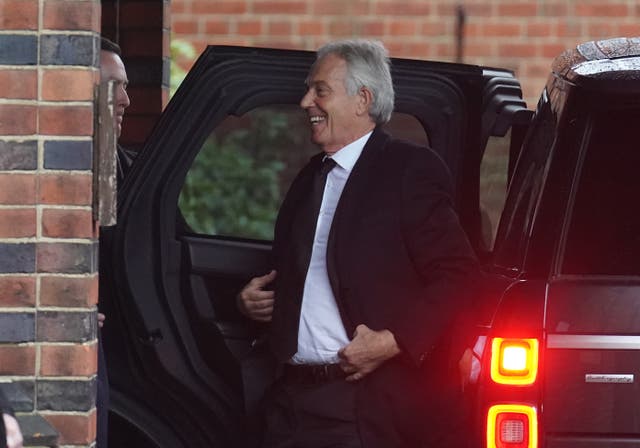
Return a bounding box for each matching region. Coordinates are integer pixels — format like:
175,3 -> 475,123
561,109 -> 640,275
493,94 -> 556,271
178,106 -> 427,240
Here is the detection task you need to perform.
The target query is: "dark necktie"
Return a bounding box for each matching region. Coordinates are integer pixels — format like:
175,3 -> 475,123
295,157 -> 337,273
270,157 -> 337,362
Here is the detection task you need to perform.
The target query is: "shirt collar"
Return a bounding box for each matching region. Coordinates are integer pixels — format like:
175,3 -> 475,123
325,131 -> 373,173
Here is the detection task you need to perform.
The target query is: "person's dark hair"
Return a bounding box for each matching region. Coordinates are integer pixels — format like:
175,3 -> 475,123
315,39 -> 395,125
101,36 -> 122,56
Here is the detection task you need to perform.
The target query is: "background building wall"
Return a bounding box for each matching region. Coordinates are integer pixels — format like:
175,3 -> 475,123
0,0 -> 101,446
170,0 -> 640,106
102,0 -> 171,149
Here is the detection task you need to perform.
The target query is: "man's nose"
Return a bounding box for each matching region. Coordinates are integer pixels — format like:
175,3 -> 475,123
300,89 -> 313,108
118,87 -> 130,109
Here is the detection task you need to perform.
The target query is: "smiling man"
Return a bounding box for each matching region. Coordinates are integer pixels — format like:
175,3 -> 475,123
238,39 -> 478,448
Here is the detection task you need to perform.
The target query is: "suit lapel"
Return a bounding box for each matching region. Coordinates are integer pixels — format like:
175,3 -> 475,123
326,128 -> 391,313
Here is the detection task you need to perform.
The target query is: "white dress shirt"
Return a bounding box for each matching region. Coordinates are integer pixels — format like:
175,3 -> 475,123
291,131 -> 373,364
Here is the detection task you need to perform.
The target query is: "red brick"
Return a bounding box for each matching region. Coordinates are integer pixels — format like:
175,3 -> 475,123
482,23 -> 522,37
0,277 -> 36,307
204,19 -> 229,35
618,23 -> 640,36
463,42 -> 494,58
40,275 -> 98,307
498,3 -> 538,16
0,105 -> 37,135
524,62 -> 552,78
311,0 -> 349,15
0,69 -> 37,100
268,21 -> 293,35
0,0 -> 38,29
328,20 -> 354,36
587,22 -> 615,38
454,3 -> 494,17
389,20 -> 419,36
498,43 -> 537,58
377,1 -> 429,15
541,43 -> 570,58
0,345 -> 36,375
39,106 -> 93,136
0,174 -> 36,205
44,412 -> 97,446
539,2 -> 569,16
421,21 -> 448,37
191,1 -> 247,14
43,0 -> 96,30
41,343 -> 97,376
39,174 -> 93,205
556,22 -> 583,38
42,209 -> 93,238
395,42 -> 431,59
0,208 -> 36,238
42,69 -> 95,102
253,1 -> 307,14
527,22 -> 552,38
361,20 -> 385,36
575,3 -> 628,17
238,19 -> 264,36
172,19 -> 199,34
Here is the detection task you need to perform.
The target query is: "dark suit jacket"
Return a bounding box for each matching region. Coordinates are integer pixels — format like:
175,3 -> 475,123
270,127 -> 478,448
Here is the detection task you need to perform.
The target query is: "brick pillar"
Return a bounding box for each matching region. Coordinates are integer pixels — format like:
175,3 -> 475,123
0,0 -> 101,446
102,0 -> 171,149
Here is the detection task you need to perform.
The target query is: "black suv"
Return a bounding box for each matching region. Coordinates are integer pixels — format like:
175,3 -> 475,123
465,37 -> 640,448
100,37 -> 640,447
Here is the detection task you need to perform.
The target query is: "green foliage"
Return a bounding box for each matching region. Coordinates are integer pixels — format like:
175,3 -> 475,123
179,134 -> 284,239
178,108 -> 315,240
170,39 -> 316,240
170,38 -> 196,97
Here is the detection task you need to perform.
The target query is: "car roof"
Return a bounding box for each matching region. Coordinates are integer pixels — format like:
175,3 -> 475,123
551,37 -> 640,92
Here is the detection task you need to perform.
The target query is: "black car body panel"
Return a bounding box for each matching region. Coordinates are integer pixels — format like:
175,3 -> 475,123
470,37 -> 640,448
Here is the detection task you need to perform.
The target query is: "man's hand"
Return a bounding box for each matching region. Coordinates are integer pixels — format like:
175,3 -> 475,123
3,413 -> 23,448
98,313 -> 106,329
338,324 -> 401,382
458,348 -> 473,392
237,270 -> 277,322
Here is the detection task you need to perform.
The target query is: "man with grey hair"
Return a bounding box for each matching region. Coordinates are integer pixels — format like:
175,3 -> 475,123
239,39 -> 477,447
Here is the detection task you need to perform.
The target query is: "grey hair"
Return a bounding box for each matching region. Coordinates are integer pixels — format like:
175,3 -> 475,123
316,39 -> 395,125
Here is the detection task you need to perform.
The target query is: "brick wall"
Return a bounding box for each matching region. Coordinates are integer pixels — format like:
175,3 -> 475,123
0,0 -> 100,446
170,0 -> 640,106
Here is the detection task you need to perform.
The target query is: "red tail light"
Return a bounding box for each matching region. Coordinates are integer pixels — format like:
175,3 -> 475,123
487,404 -> 538,448
491,338 -> 539,385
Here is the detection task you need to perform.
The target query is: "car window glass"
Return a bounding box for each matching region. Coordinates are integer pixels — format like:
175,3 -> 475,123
479,132 -> 511,251
561,108 -> 640,275
493,96 -> 556,271
178,106 -> 427,240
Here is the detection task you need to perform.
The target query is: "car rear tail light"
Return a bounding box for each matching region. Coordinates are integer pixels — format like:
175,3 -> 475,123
491,338 -> 539,385
487,404 -> 538,448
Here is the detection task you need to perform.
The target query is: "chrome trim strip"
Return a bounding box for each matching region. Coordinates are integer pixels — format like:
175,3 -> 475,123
585,374 -> 634,384
547,334 -> 640,350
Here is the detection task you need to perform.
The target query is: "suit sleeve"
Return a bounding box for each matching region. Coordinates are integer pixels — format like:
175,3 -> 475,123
0,388 -> 13,416
393,147 -> 479,366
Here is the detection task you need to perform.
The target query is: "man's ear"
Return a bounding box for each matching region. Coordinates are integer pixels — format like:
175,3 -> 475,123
356,87 -> 373,116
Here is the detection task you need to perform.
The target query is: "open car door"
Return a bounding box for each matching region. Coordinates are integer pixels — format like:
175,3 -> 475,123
100,46 -> 526,447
